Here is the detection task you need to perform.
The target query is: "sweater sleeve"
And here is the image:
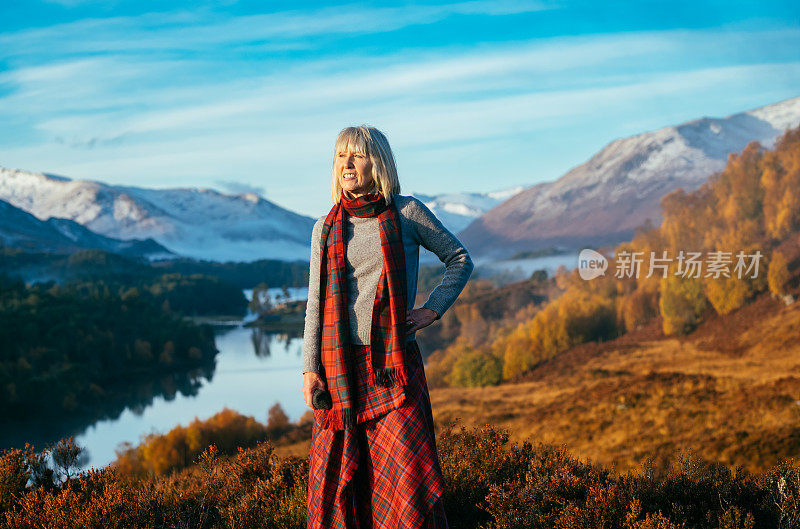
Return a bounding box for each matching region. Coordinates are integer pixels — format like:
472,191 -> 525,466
301,217 -> 325,374
408,198 -> 474,320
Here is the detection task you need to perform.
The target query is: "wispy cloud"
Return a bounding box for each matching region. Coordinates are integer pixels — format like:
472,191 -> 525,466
4,27 -> 797,144
39,0 -> 122,7
1,1 -> 554,59
215,180 -> 267,197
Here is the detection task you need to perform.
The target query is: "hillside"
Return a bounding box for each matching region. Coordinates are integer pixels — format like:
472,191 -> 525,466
429,290 -> 800,475
273,287 -> 800,475
0,199 -> 172,259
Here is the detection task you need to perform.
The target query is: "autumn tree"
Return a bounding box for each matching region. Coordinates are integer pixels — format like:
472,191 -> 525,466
659,275 -> 708,336
762,128 -> 800,240
267,403 -> 290,432
767,251 -> 791,297
448,346 -> 502,387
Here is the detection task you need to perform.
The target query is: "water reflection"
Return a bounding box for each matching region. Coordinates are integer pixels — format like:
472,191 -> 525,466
2,322 -> 305,472
249,327 -> 301,358
0,359 -> 216,456
251,326 -> 273,357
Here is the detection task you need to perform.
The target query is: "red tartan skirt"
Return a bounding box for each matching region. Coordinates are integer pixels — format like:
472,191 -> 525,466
307,339 -> 448,529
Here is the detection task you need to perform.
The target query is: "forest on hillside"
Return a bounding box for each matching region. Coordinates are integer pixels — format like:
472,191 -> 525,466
0,247 -> 309,292
424,126 -> 800,388
0,274 -> 219,425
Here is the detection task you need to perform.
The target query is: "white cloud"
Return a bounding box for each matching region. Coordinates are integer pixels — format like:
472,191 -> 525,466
215,180 -> 267,197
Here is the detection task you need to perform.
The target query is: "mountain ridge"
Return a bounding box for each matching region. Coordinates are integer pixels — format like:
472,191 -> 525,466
414,186 -> 525,234
0,168 -> 316,263
458,95 -> 800,258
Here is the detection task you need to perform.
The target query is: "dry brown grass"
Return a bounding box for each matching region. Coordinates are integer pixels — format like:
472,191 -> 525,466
429,292 -> 800,474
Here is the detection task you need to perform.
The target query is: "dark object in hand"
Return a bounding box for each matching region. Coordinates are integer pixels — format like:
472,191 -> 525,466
312,388 -> 333,410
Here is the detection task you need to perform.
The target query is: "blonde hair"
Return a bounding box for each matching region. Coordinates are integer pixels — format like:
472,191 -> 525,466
330,125 -> 401,204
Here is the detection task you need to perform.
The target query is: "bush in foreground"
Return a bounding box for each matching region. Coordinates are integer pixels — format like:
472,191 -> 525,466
2,421 -> 800,528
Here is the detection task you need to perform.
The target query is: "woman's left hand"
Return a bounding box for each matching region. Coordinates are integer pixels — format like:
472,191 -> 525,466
405,307 -> 439,334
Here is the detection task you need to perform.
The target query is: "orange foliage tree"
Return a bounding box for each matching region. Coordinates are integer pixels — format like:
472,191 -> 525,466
114,408 -> 273,477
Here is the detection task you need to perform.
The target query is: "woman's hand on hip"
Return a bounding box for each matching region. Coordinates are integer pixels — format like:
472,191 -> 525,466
406,307 -> 439,335
302,372 -> 326,409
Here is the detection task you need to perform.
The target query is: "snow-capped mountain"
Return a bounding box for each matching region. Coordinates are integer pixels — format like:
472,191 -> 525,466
414,186 -> 525,235
458,95 -> 800,258
0,168 -> 317,262
0,199 -> 173,258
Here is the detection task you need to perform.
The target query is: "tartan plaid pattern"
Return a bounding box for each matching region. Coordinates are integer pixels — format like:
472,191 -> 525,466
317,190 -> 409,430
308,340 -> 448,529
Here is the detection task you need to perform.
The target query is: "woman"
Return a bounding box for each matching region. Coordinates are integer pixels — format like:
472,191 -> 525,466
302,125 -> 474,529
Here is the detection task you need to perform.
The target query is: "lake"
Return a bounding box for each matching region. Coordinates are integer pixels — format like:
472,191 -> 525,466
70,286 -> 310,470
471,252 -> 580,281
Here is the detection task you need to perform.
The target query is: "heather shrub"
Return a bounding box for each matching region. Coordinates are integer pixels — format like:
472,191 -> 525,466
759,458 -> 800,529
3,421 -> 800,528
437,422 -> 533,528
0,448 -> 28,514
3,441 -> 308,529
482,442 -> 615,529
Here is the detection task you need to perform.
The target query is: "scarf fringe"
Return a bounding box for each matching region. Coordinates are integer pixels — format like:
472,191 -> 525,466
322,407 -> 354,431
368,366 -> 410,387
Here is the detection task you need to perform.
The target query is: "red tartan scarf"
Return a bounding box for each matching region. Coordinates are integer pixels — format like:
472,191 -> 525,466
317,189 -> 409,430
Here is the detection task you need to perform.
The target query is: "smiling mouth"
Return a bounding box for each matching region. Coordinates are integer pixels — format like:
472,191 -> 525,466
342,172 -> 356,181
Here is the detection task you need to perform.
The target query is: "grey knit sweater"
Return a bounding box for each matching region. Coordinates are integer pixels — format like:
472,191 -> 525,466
302,194 -> 474,374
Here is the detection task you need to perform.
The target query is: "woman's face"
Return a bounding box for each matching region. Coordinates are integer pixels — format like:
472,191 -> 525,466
335,148 -> 374,198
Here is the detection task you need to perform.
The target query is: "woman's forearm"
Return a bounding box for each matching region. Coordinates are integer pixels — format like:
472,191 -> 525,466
421,244 -> 474,319
411,198 -> 475,319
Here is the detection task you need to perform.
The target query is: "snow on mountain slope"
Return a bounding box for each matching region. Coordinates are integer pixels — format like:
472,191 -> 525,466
0,198 -> 173,258
459,95 -> 800,258
414,186 -> 524,234
0,168 -> 316,262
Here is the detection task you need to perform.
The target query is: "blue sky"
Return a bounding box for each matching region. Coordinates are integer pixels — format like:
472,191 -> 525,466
0,1 -> 798,218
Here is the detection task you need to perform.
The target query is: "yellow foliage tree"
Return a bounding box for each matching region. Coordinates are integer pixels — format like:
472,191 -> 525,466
448,346 -> 503,387
762,129 -> 800,240
659,275 -> 708,336
494,286 -> 618,380
619,280 -> 660,332
767,251 -> 791,297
